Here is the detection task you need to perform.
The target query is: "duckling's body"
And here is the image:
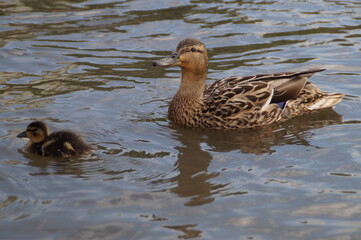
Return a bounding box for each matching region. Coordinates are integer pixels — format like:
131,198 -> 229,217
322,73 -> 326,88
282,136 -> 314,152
18,121 -> 93,157
153,38 -> 344,129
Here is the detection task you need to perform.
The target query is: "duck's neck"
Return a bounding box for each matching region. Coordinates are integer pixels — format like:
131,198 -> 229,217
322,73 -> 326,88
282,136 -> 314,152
179,70 -> 207,96
168,70 -> 207,127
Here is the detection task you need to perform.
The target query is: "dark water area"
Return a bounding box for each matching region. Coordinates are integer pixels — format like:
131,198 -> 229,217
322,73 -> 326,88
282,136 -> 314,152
1,0 -> 361,239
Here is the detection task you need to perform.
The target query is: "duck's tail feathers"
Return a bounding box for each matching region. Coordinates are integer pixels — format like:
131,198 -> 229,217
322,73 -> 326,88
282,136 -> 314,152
307,93 -> 345,110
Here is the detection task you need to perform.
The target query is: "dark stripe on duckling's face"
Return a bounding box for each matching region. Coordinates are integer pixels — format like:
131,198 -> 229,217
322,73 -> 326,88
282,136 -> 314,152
17,127 -> 37,138
26,128 -> 46,143
18,123 -> 47,143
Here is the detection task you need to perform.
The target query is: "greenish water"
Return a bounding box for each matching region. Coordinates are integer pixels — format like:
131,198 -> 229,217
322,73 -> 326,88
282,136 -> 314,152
1,0 -> 361,239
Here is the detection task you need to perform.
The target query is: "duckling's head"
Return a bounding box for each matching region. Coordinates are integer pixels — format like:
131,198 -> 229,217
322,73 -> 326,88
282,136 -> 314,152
153,38 -> 208,75
17,121 -> 49,143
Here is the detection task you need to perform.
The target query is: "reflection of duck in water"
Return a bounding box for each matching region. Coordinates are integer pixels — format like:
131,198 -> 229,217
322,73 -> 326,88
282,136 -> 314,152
203,108 -> 343,154
153,38 -> 344,129
17,121 -> 93,158
168,127 -> 214,206
167,107 -> 342,206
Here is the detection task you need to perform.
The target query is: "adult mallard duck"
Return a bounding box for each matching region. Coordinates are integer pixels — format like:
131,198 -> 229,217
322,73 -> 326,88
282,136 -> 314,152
17,121 -> 93,157
153,38 -> 344,129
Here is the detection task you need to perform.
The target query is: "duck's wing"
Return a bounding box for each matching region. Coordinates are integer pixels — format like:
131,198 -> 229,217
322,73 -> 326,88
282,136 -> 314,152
201,69 -> 327,127
205,68 -> 325,104
202,80 -> 283,128
203,80 -> 275,117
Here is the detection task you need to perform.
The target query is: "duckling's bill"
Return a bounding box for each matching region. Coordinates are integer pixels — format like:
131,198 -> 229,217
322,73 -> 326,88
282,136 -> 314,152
153,52 -> 179,67
17,131 -> 28,138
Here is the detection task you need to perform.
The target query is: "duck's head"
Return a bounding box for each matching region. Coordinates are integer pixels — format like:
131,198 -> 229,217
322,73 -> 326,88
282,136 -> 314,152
153,38 -> 208,75
17,121 -> 49,143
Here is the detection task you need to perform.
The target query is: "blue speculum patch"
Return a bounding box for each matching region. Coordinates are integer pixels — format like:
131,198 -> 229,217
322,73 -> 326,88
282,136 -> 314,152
276,101 -> 287,109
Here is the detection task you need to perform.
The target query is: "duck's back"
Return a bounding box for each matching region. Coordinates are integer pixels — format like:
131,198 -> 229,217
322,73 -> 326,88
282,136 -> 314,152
43,131 -> 93,157
201,69 -> 344,128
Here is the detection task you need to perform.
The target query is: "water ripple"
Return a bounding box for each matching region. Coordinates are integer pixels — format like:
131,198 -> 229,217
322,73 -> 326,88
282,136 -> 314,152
1,0 -> 361,239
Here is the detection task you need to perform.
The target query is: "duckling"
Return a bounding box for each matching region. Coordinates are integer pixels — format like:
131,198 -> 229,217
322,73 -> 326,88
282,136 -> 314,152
153,38 -> 344,129
17,121 -> 93,157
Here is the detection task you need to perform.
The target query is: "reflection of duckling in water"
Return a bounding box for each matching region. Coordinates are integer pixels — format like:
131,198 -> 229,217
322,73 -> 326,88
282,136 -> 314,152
17,121 -> 93,158
153,38 -> 344,129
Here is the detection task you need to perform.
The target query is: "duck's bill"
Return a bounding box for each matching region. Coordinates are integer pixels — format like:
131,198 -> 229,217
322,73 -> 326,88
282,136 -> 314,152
152,52 -> 178,67
17,131 -> 28,138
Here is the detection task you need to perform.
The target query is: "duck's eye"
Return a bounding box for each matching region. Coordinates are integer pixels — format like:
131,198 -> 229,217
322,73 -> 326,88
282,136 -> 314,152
191,47 -> 196,52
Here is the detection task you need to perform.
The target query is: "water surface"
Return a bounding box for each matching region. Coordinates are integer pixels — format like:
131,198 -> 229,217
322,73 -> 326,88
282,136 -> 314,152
1,0 -> 361,239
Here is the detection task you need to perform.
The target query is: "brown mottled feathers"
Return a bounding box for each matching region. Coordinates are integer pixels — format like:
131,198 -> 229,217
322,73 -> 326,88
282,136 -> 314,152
201,69 -> 343,128
153,38 -> 344,129
204,69 -> 322,103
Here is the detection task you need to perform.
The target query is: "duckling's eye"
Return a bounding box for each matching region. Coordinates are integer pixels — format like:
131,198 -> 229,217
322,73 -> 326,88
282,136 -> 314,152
191,47 -> 196,52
